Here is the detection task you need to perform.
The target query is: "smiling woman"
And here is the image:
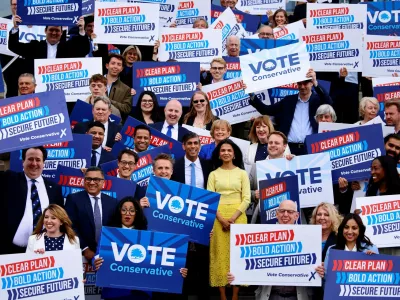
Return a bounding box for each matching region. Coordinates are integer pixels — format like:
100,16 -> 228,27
183,91 -> 218,130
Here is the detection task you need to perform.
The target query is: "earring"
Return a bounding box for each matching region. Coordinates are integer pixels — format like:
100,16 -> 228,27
233,157 -> 236,159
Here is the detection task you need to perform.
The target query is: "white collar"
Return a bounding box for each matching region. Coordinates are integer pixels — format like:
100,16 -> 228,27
122,224 -> 134,229
184,156 -> 200,167
88,192 -> 101,199
24,173 -> 44,183
93,146 -> 102,153
345,245 -> 357,252
46,40 -> 59,47
163,121 -> 178,129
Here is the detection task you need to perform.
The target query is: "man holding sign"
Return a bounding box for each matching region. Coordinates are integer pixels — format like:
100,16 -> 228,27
249,68 -> 332,155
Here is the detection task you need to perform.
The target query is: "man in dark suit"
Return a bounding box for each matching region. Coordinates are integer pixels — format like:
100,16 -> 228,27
65,166 -> 119,261
86,121 -> 116,166
150,99 -> 191,142
250,68 -> 332,155
105,54 -> 132,120
171,132 -> 212,189
8,15 -> 90,77
0,146 -> 63,254
73,97 -> 122,149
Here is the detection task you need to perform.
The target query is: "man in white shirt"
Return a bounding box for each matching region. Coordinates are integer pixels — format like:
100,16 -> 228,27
150,99 -> 191,142
86,121 -> 116,167
0,146 -> 63,254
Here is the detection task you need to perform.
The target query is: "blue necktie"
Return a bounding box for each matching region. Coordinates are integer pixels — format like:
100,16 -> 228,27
93,196 -> 102,243
31,179 -> 42,230
190,162 -> 196,187
91,150 -> 97,166
166,125 -> 173,138
88,39 -> 94,57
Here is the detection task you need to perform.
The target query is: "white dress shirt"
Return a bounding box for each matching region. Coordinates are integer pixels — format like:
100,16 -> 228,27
345,245 -> 358,252
13,175 -> 50,247
161,121 -> 179,141
92,146 -> 102,166
46,41 -> 59,59
184,156 -> 204,189
102,121 -> 109,148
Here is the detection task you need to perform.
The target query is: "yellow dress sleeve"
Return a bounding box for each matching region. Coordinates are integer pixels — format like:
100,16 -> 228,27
207,170 -> 216,192
238,169 -> 251,213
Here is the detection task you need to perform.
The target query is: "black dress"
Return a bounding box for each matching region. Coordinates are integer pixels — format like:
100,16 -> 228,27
44,234 -> 65,251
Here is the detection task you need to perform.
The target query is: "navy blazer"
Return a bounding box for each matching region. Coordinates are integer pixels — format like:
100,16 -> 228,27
65,191 -> 119,252
73,120 -> 122,148
149,122 -> 191,143
98,148 -> 116,166
250,84 -> 332,137
0,171 -> 63,254
170,157 -> 212,189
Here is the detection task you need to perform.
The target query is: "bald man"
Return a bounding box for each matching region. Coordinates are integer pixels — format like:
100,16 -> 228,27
226,35 -> 240,57
149,99 -> 191,142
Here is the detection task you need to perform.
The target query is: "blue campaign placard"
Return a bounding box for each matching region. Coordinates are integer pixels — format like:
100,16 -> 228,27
259,175 -> 301,225
211,4 -> 260,33
9,133 -> 92,182
112,116 -> 185,160
132,61 -> 200,107
0,65 -> 4,93
102,144 -> 171,200
96,227 -> 189,294
366,2 -> 400,36
69,99 -> 121,129
17,0 -> 81,26
0,90 -> 72,154
324,249 -> 400,299
239,38 -> 297,56
82,0 -> 94,15
55,164 -> 136,200
144,176 -> 220,246
305,124 -> 385,183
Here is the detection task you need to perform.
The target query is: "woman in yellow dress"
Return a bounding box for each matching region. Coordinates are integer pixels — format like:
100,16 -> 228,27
207,139 -> 250,300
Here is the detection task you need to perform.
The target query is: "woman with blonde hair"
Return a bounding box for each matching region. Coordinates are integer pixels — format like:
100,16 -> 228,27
245,116 -> 275,165
199,119 -> 232,160
355,97 -> 379,125
26,204 -> 80,254
120,45 -> 142,88
183,91 -> 218,130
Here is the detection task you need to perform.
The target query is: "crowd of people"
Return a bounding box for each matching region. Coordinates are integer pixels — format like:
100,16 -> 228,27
1,0 -> 400,300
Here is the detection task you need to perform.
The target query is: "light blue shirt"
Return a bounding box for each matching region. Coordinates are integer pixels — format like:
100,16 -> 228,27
287,95 -> 313,143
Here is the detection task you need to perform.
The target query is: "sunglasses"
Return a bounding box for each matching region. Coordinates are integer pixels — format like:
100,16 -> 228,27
193,99 -> 206,104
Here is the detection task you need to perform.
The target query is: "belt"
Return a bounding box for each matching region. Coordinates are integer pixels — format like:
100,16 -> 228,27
288,142 -> 305,148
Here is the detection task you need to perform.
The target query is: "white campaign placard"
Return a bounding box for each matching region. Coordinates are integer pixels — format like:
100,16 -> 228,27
0,18 -> 47,56
159,28 -> 222,64
306,3 -> 367,32
256,153 -> 334,208
210,7 -> 246,56
300,29 -> 362,72
94,2 -> 159,46
175,0 -> 210,28
201,78 -> 261,125
230,224 -> 322,286
372,77 -> 400,88
363,35 -> 400,77
357,195 -> 400,248
273,20 -> 304,40
0,249 -> 85,299
34,57 -> 102,102
235,0 -> 285,15
240,41 -> 310,93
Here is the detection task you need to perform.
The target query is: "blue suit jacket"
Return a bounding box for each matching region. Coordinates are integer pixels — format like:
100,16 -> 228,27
250,84 -> 332,137
65,191 -> 119,252
98,148 -> 116,166
149,122 -> 191,143
198,143 -> 216,161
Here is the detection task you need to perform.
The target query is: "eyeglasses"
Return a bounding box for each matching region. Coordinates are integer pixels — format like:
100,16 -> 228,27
277,209 -> 297,215
120,160 -> 135,167
121,208 -> 136,215
259,32 -> 274,37
142,100 -> 153,104
193,99 -> 206,104
84,177 -> 104,183
210,67 -> 225,71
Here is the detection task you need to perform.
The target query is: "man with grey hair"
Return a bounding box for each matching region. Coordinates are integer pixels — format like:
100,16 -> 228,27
257,24 -> 274,39
315,104 -> 337,123
18,73 -> 36,95
226,35 -> 240,57
228,200 -> 308,300
73,96 -> 122,149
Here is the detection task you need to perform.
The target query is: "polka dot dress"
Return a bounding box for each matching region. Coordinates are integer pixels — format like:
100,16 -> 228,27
44,234 -> 65,251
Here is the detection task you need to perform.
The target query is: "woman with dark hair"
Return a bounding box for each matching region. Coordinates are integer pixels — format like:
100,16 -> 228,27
320,214 -> 378,278
271,8 -> 288,28
131,91 -> 163,125
183,91 -> 218,130
208,139 -> 250,300
366,156 -> 400,196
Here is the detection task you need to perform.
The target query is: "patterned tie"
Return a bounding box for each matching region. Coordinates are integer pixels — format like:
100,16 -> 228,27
93,197 -> 102,244
91,150 -> 97,166
166,125 -> 173,138
31,179 -> 42,230
190,162 -> 196,187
